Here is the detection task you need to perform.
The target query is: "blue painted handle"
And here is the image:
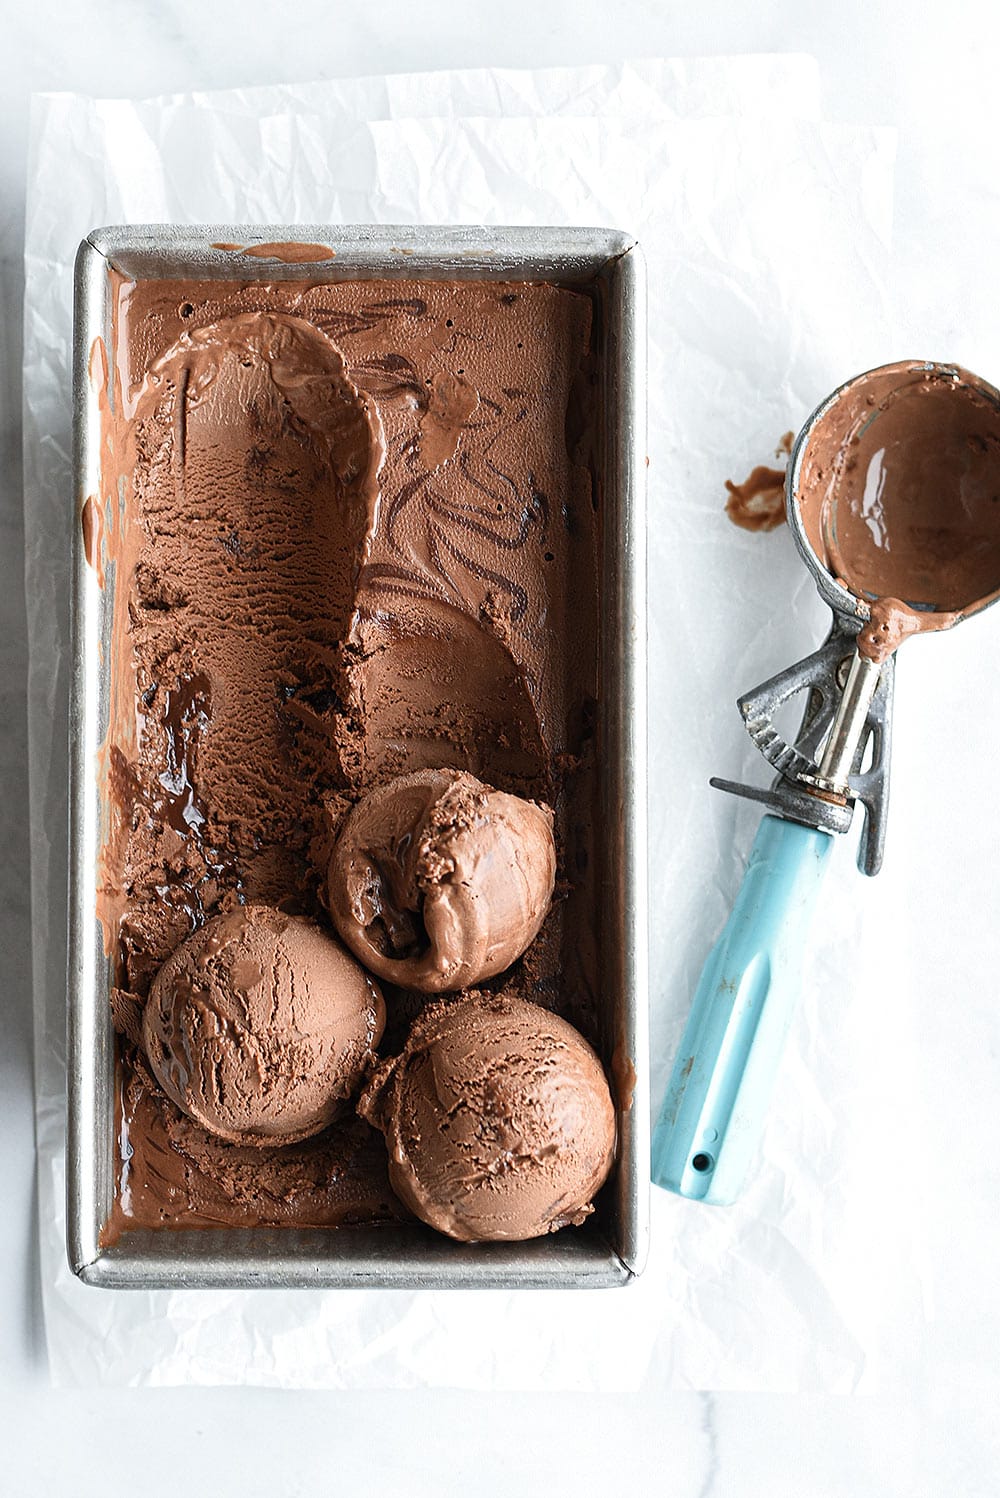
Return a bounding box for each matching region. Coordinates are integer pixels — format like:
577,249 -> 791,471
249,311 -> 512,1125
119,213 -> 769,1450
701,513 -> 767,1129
652,815 -> 834,1204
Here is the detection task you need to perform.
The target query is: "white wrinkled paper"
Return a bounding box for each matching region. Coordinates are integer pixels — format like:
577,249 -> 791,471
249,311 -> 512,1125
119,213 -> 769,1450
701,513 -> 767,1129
24,58 -> 924,1390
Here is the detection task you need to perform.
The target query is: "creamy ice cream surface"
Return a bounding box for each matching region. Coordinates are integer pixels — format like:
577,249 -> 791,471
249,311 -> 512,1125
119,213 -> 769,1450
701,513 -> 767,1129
359,990 -> 616,1242
142,905 -> 385,1146
327,768 -> 556,992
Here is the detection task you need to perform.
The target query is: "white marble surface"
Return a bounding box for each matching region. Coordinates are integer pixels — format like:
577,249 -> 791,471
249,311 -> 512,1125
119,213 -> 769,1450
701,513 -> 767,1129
4,2 -> 1000,1492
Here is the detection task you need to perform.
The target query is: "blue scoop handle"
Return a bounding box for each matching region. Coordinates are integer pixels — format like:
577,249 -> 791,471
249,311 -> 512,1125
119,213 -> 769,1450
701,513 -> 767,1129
651,815 -> 834,1204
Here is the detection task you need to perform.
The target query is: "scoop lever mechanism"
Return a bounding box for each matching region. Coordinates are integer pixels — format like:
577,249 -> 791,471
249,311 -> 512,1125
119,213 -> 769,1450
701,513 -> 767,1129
710,616 -> 894,877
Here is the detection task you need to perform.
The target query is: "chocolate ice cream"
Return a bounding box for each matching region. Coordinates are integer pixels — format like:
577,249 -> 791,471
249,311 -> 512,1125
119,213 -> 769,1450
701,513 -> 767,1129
359,990 -> 616,1242
103,1072 -> 404,1235
143,905 -> 385,1146
92,268 -> 602,1235
327,768 -> 556,992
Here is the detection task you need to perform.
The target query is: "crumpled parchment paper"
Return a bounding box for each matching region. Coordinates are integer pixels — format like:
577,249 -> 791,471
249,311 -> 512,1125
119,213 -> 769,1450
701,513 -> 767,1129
25,57 -> 925,1390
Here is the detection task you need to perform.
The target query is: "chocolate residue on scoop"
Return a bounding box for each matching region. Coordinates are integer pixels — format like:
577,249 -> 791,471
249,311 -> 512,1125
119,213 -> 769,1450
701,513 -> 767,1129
795,363 -> 1000,659
855,596 -> 924,664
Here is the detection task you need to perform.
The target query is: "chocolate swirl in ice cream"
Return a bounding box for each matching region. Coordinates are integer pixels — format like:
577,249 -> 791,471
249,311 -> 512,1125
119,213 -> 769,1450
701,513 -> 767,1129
328,283 -> 593,797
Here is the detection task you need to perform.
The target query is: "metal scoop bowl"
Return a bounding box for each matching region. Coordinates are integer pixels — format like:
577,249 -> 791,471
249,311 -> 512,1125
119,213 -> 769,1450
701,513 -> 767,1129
652,360 -> 1000,1204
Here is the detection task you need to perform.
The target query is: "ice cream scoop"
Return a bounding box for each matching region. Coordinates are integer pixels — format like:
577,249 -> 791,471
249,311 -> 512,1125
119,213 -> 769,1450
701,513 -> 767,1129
653,361 -> 1000,1206
142,905 -> 385,1146
358,990 -> 616,1241
327,769 -> 556,992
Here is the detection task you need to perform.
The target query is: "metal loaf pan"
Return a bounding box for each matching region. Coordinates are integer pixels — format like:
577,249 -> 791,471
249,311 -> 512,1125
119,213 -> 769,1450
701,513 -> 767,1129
68,225 -> 648,1289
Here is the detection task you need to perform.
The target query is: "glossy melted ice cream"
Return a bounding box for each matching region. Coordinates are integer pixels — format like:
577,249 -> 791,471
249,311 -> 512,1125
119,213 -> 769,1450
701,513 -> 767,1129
91,270 -> 601,1236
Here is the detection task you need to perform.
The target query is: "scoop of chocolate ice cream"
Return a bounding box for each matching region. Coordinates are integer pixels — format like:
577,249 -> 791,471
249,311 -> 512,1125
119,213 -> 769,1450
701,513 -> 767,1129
358,990 -> 616,1242
327,769 -> 556,992
142,905 -> 385,1146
